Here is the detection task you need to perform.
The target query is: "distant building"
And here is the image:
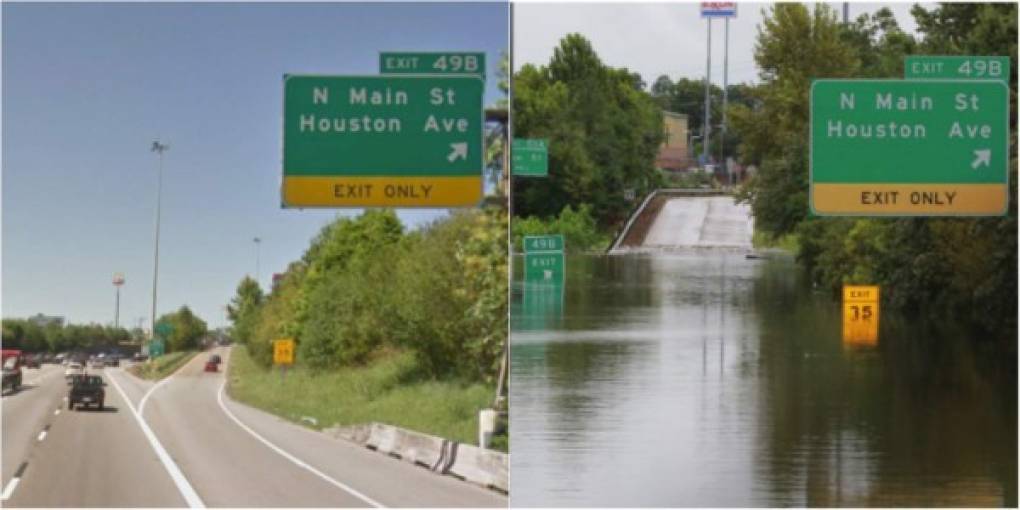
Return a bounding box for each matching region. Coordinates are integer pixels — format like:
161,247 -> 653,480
28,314 -> 64,328
656,111 -> 693,172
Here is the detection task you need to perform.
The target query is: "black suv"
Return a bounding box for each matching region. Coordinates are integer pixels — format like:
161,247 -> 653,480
68,374 -> 106,411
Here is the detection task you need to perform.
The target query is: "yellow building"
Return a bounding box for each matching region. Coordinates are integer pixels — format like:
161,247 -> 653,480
656,111 -> 692,171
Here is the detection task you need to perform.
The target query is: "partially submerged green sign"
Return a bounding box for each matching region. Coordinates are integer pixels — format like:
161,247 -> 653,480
905,56 -> 1010,83
524,252 -> 565,283
810,79 -> 1009,216
512,138 -> 549,176
380,52 -> 486,78
523,234 -> 564,253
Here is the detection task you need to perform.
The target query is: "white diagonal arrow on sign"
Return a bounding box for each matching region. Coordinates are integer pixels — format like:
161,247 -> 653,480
447,142 -> 467,163
971,149 -> 991,169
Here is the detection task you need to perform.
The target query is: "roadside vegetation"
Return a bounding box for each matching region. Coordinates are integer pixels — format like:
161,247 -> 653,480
226,208 -> 508,445
2,306 -> 210,355
512,204 -> 609,253
730,3 -> 1017,341
129,351 -> 199,380
227,345 -> 497,447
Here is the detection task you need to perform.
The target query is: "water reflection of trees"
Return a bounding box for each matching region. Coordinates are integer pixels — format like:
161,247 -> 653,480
751,259 -> 1017,507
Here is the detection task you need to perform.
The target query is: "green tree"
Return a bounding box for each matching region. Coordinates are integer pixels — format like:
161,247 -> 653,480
513,34 -> 664,228
227,276 -> 264,346
158,306 -> 207,352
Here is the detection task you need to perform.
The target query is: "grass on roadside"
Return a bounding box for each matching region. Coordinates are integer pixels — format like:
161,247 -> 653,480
128,351 -> 198,380
226,345 -> 500,448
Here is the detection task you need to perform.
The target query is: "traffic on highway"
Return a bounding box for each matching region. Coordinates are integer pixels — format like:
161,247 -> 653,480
1,348 -> 505,507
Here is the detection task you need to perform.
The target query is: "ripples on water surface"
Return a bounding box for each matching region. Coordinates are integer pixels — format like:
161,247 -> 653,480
510,253 -> 1016,507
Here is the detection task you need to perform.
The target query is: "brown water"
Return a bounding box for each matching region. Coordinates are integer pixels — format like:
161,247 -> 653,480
510,252 -> 1017,507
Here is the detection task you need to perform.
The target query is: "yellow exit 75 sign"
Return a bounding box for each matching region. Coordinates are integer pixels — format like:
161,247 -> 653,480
273,338 -> 295,365
843,285 -> 879,345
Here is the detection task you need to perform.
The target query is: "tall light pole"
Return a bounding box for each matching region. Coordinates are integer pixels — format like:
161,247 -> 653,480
150,140 -> 169,341
253,237 -> 261,285
113,273 -> 125,328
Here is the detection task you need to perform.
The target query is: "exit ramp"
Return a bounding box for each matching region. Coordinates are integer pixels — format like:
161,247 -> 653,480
609,190 -> 753,254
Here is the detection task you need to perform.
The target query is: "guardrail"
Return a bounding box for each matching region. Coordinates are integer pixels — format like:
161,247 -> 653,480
326,422 -> 508,493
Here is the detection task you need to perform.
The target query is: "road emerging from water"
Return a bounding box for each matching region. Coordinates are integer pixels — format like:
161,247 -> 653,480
1,348 -> 506,507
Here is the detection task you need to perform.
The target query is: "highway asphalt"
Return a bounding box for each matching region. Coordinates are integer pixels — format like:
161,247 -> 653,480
1,349 -> 507,507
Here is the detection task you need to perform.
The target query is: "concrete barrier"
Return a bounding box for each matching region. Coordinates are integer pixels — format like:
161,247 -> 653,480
325,422 -> 508,493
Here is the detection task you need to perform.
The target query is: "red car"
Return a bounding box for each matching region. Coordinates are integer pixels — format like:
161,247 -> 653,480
204,359 -> 218,372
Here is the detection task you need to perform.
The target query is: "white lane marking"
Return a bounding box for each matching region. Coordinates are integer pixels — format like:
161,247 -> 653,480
1,477 -> 19,501
54,409 -> 60,415
216,381 -> 384,508
36,431 -> 46,442
106,370 -> 205,508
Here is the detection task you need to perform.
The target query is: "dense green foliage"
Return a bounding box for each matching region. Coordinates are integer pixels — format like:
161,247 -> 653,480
228,208 -> 508,383
732,3 -> 1017,340
156,306 -> 208,353
512,204 -> 609,253
1,319 -> 130,353
227,276 -> 263,347
512,34 -> 665,229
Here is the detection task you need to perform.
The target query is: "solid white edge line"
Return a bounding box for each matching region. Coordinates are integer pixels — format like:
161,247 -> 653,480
216,381 -> 384,508
106,370 -> 205,508
36,431 -> 46,442
1,477 -> 19,501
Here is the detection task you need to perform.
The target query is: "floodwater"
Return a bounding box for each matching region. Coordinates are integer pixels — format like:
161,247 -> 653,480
510,252 -> 1017,507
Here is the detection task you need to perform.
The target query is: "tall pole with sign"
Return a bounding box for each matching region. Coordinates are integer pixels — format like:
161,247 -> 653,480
703,16 -> 712,165
113,273 -> 124,328
721,16 -> 729,175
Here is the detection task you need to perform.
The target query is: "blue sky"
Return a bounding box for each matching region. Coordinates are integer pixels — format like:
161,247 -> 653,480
2,2 -> 508,329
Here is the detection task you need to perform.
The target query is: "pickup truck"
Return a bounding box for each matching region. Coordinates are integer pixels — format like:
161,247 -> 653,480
68,374 -> 106,411
1,350 -> 22,392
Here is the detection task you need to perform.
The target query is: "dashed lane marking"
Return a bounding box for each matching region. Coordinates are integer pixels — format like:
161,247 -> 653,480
1,462 -> 28,501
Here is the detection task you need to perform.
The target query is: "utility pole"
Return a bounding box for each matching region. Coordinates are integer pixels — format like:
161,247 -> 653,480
253,237 -> 262,286
150,140 -> 169,341
703,17 -> 712,166
843,2 -> 849,24
721,16 -> 730,181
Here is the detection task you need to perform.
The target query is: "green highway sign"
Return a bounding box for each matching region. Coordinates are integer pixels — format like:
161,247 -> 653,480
282,75 -> 484,208
523,234 -> 564,253
520,281 -> 564,330
512,138 -> 549,176
154,322 -> 173,338
149,338 -> 165,358
380,52 -> 486,79
524,251 -> 565,283
905,56 -> 1010,83
810,79 -> 1009,216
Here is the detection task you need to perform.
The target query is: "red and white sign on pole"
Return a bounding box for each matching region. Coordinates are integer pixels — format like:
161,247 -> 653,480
701,2 -> 737,17
112,273 -> 125,286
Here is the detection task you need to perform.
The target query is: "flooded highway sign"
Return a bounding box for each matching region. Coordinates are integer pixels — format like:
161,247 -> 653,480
810,79 -> 1009,216
281,75 -> 484,208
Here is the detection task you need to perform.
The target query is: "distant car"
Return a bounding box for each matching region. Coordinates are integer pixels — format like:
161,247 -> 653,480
133,353 -> 148,362
64,362 -> 85,379
89,358 -> 105,369
210,354 -> 222,364
107,355 -> 120,367
21,355 -> 40,369
204,359 -> 218,372
68,374 -> 105,411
